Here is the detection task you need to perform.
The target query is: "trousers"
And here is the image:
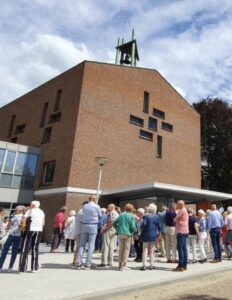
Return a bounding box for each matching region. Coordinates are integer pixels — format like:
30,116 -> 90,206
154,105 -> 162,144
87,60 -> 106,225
101,230 -> 116,265
19,231 -> 42,272
0,235 -> 21,269
142,241 -> 156,267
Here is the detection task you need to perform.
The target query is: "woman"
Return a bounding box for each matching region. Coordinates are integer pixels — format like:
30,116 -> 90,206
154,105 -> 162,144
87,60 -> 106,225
188,208 -> 197,263
64,210 -> 76,253
140,203 -> 160,271
0,206 -> 25,271
113,203 -> 136,271
134,208 -> 144,262
224,207 -> 232,258
195,209 -> 207,263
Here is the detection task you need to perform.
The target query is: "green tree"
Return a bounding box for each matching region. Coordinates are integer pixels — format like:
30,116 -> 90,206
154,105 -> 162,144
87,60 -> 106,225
193,98 -> 232,193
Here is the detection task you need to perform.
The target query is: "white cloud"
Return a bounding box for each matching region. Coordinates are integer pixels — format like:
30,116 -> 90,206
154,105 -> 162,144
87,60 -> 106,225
0,34 -> 93,106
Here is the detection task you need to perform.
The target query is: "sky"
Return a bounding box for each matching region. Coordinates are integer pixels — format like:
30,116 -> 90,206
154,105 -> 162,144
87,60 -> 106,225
1,0 -> 232,107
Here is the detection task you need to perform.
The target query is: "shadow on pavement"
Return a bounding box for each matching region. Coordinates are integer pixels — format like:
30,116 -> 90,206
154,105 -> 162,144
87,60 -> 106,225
174,295 -> 229,300
41,263 -> 73,270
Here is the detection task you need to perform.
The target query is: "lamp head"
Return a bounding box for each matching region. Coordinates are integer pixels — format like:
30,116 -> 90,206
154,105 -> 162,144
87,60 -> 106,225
95,157 -> 109,166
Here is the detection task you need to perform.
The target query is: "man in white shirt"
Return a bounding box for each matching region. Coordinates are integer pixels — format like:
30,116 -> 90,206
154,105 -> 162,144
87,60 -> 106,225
19,200 -> 45,273
76,195 -> 102,269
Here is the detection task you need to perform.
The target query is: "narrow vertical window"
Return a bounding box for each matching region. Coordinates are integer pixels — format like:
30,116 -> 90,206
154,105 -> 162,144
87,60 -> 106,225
8,115 -> 16,138
143,91 -> 149,113
54,89 -> 62,112
157,135 -> 162,158
40,102 -> 48,128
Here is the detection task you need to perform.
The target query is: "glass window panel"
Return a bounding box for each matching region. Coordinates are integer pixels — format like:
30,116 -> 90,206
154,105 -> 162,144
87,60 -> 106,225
11,175 -> 23,188
3,151 -> 16,173
139,130 -> 153,141
0,148 -> 5,171
14,152 -> 27,175
129,115 -> 144,127
0,174 -> 13,187
24,154 -> 38,176
148,117 -> 157,131
44,161 -> 56,183
22,176 -> 35,188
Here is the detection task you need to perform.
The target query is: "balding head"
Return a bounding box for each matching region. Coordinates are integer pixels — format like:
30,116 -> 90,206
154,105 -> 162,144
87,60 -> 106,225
108,204 -> 115,211
89,195 -> 97,202
211,204 -> 217,211
177,200 -> 185,210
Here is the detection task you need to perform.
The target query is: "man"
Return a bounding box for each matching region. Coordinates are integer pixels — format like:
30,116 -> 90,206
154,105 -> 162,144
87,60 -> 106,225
76,195 -> 102,270
207,204 -> 223,263
173,200 -> 189,272
72,201 -> 88,265
51,206 -> 66,253
224,206 -> 232,259
98,204 -> 119,267
19,200 -> 45,273
158,206 -> 168,258
165,202 -> 177,263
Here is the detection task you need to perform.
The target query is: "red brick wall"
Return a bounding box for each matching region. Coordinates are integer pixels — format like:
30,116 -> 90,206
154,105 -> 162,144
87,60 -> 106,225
69,62 -> 201,191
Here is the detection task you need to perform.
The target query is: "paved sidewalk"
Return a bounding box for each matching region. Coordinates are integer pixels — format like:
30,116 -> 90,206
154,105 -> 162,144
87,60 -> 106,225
1,244 -> 232,300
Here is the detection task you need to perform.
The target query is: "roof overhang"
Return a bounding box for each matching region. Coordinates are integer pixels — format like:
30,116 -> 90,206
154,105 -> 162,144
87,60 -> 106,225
102,182 -> 232,203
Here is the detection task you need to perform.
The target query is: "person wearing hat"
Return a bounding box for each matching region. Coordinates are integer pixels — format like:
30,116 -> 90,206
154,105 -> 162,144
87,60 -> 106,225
19,201 -> 45,273
0,206 -> 25,271
51,206 -> 66,253
195,209 -> 207,263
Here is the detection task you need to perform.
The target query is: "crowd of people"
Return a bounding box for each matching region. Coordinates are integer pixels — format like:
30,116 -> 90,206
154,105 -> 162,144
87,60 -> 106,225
0,195 -> 232,273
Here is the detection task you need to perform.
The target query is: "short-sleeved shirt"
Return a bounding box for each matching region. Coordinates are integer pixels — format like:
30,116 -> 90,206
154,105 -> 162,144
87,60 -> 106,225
199,218 -> 207,232
25,208 -> 45,232
9,214 -> 23,237
225,214 -> 232,231
82,202 -> 102,224
53,212 -> 65,229
176,208 -> 189,234
165,210 -> 176,227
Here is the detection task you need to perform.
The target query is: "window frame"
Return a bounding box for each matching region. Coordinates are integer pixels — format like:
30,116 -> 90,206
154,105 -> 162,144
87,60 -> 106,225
157,135 -> 163,158
41,127 -> 52,144
161,122 -> 173,132
153,108 -> 165,120
43,160 -> 56,184
148,117 -> 158,132
129,115 -> 144,127
139,129 -> 153,141
143,91 -> 149,113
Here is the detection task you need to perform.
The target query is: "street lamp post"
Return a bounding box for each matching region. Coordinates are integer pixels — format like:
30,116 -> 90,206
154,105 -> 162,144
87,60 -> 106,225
95,157 -> 109,203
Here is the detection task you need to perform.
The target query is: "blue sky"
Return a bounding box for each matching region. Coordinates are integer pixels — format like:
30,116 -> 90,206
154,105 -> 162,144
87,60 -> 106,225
1,0 -> 232,107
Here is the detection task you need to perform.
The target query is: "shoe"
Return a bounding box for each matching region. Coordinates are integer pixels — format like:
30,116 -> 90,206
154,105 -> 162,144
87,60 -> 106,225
150,266 -> 155,270
167,259 -> 172,263
76,266 -> 81,270
172,259 -> 179,263
192,260 -> 197,264
172,267 -> 183,272
119,268 -> 123,271
98,264 -> 107,267
123,266 -> 131,271
139,266 -> 146,271
107,264 -> 112,267
183,266 -> 187,271
210,259 -> 219,263
200,258 -> 207,264
84,265 -> 91,270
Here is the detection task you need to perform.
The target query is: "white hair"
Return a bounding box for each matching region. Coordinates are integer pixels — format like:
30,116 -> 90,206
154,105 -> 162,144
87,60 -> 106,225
31,200 -> 40,208
227,207 -> 232,214
148,203 -> 157,213
15,205 -> 26,212
198,209 -> 205,216
101,208 -> 106,214
69,210 -> 76,216
137,208 -> 145,215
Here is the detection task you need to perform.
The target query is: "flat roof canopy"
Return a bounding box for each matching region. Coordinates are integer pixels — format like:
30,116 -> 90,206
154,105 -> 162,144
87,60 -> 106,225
102,182 -> 232,203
